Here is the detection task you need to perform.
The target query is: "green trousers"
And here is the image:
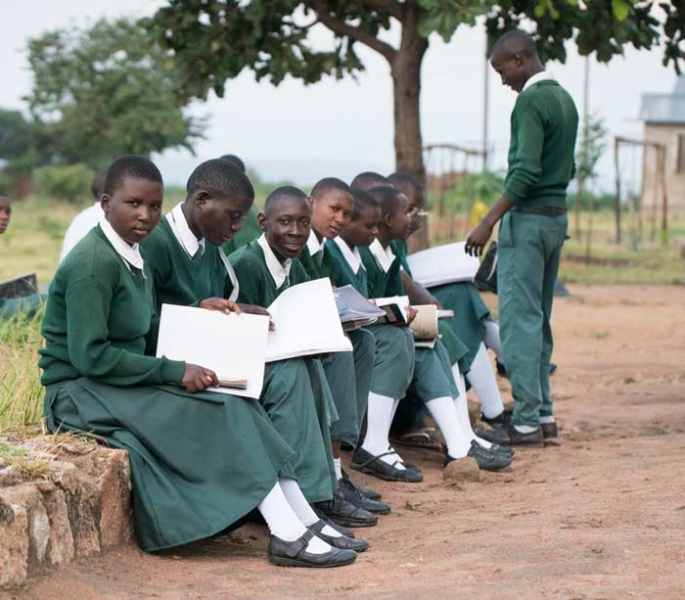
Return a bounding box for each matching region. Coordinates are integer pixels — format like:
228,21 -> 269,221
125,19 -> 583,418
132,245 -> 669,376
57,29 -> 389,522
498,211 -> 567,427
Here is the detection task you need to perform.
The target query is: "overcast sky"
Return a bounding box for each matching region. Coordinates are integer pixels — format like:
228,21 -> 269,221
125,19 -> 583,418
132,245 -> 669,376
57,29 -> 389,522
2,1 -> 680,191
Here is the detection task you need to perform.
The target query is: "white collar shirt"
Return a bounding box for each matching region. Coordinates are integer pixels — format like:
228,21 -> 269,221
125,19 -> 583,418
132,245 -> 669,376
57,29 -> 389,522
166,203 -> 205,258
98,218 -> 145,273
522,70 -> 555,92
257,234 -> 292,288
369,238 -> 396,273
334,237 -> 364,275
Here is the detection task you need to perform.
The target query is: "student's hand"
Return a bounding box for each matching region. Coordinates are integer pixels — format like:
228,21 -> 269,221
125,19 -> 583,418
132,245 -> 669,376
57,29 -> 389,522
465,221 -> 493,257
406,306 -> 418,325
238,304 -> 276,331
182,364 -> 218,392
199,297 -> 241,314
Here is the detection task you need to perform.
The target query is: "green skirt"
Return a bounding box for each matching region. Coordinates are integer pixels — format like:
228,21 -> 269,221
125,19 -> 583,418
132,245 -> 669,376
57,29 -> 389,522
367,324 -> 415,399
263,359 -> 336,502
431,282 -> 490,372
438,320 -> 470,372
45,378 -> 296,553
409,339 -> 460,402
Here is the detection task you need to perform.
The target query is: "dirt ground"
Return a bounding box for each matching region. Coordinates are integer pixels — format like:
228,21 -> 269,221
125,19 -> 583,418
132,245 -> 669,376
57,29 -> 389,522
4,285 -> 685,600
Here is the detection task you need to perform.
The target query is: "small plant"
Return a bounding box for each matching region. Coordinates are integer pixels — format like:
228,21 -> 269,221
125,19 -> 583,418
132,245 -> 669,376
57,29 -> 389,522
34,164 -> 94,204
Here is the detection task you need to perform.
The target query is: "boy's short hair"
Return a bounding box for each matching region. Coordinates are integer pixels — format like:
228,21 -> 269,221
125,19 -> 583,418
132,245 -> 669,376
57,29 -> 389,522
91,171 -> 106,201
490,30 -> 537,60
388,172 -> 422,196
351,171 -> 388,191
351,188 -> 379,219
367,185 -> 404,218
187,159 -> 254,201
104,155 -> 163,196
218,154 -> 246,174
264,185 -> 309,213
311,177 -> 351,200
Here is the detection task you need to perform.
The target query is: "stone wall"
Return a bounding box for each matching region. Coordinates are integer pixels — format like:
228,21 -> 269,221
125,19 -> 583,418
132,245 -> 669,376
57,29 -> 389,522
0,435 -> 133,589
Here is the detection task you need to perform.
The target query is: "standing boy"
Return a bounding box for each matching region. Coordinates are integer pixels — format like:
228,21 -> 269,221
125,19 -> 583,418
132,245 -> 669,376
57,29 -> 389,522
466,30 -> 578,446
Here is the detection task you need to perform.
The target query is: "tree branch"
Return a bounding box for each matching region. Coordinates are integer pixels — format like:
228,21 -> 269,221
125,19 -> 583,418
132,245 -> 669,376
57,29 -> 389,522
349,0 -> 404,21
307,0 -> 397,62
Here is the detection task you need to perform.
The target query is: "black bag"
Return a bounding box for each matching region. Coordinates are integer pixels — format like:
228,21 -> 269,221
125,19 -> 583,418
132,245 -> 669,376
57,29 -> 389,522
475,242 -> 498,294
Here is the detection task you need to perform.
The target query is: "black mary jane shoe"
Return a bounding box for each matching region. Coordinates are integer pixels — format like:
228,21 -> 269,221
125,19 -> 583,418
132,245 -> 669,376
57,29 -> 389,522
315,488 -> 378,528
464,440 -> 512,471
268,530 -> 357,568
351,448 -> 423,483
309,519 -> 369,553
338,478 -> 391,515
505,425 -> 545,448
475,439 -> 513,458
341,468 -> 382,501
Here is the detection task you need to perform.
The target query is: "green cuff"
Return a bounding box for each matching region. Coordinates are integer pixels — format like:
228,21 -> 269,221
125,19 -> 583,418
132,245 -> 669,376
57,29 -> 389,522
160,357 -> 186,384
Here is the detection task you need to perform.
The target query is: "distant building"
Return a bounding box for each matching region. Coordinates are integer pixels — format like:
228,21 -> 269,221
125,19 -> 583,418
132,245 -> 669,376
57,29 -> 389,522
640,76 -> 685,209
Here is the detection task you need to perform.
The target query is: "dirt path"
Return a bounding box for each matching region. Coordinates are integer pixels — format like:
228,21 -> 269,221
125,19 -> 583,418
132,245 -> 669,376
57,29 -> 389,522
4,285 -> 685,600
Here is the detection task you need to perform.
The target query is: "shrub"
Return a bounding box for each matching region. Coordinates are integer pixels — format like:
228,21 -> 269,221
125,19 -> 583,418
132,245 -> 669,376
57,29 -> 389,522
34,163 -> 94,204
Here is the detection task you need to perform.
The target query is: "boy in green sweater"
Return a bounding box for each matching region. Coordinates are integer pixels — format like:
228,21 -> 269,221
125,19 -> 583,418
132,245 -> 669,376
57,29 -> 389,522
39,155 -> 358,567
301,178 -> 387,514
230,186 -> 378,528
360,185 -> 512,472
142,161 -> 363,541
466,30 -> 578,446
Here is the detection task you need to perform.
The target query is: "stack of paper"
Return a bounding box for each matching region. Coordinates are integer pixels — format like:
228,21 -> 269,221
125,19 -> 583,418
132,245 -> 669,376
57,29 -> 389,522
156,304 -> 270,399
334,285 -> 386,331
266,278 -> 353,362
407,242 -> 480,288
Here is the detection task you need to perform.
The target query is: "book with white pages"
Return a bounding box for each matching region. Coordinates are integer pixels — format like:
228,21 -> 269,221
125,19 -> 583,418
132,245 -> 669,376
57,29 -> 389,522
372,295 -> 410,324
156,303 -> 270,400
407,242 -> 480,288
266,278 -> 353,362
334,285 -> 386,330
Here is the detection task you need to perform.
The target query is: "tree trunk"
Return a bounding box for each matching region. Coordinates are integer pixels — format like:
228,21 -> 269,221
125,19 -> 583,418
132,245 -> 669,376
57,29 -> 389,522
391,5 -> 428,188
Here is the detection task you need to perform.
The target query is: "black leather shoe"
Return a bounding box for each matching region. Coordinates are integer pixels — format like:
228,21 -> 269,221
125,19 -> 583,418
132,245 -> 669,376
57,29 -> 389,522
474,440 -> 513,457
541,421 -> 558,440
341,468 -> 382,500
475,424 -> 510,446
505,425 -> 544,447
351,447 -> 423,483
338,478 -> 391,515
268,530 -> 357,568
462,440 -> 512,471
315,488 -> 378,528
309,519 -> 369,553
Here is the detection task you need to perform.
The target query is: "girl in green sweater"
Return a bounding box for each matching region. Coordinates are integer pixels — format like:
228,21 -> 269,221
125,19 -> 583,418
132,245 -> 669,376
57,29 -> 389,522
39,155 -> 357,568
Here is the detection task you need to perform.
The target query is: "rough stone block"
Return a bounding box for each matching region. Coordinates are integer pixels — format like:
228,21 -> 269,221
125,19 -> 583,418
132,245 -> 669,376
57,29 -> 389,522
97,449 -> 133,549
443,457 -> 481,484
0,493 -> 29,588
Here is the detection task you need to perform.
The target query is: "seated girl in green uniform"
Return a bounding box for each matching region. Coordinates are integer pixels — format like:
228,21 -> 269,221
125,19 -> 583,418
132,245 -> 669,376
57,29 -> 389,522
358,185 -> 512,472
229,186 -> 378,529
141,160 -> 369,551
39,155 -> 358,568
300,177 -> 389,515
325,188 -> 421,482
0,194 -> 44,319
387,172 -> 510,443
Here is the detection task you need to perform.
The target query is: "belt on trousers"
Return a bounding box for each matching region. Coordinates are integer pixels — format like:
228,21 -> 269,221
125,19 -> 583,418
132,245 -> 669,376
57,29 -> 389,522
512,205 -> 567,216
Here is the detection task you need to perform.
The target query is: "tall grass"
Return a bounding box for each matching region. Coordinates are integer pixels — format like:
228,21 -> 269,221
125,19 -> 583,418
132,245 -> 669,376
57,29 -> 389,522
0,306 -> 45,432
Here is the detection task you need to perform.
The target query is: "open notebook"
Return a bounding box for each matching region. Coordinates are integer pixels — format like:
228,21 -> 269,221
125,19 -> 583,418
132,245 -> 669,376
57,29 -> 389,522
156,304 -> 270,399
266,278 -> 353,361
334,285 -> 386,331
407,242 -> 480,288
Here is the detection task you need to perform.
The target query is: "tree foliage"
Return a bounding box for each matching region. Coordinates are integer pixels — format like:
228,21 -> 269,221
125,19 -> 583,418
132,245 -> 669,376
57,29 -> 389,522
25,18 -> 206,170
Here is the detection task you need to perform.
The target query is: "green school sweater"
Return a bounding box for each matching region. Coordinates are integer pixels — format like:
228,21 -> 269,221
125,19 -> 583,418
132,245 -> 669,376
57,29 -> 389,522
39,226 -> 185,387
230,240 -> 310,306
299,243 -> 337,284
142,218 -> 233,344
504,80 -> 579,209
360,245 -> 405,299
326,241 -> 369,296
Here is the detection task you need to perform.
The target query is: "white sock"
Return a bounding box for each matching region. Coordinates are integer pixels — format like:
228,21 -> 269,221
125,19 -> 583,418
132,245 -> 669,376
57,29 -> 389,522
279,478 -> 342,539
484,319 -> 503,361
425,396 -> 470,459
515,424 -> 538,434
258,481 -> 331,554
466,343 -> 505,419
333,457 -> 343,481
539,415 -> 556,424
452,364 -> 493,448
362,392 -> 406,470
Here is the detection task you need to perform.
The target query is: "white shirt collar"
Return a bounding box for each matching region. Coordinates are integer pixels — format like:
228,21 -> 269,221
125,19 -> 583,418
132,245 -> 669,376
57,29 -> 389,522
369,238 -> 396,273
307,229 -> 323,256
98,218 -> 145,272
166,202 -> 205,258
334,237 -> 364,275
257,234 -> 292,288
522,70 -> 555,92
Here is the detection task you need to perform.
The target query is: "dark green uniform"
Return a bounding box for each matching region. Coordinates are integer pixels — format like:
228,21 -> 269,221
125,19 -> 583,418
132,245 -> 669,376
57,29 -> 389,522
299,237 -> 375,447
229,238 -> 338,487
326,239 -> 414,401
40,226 -> 296,552
500,77 -> 578,427
362,243 -> 459,402
142,217 -> 334,503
